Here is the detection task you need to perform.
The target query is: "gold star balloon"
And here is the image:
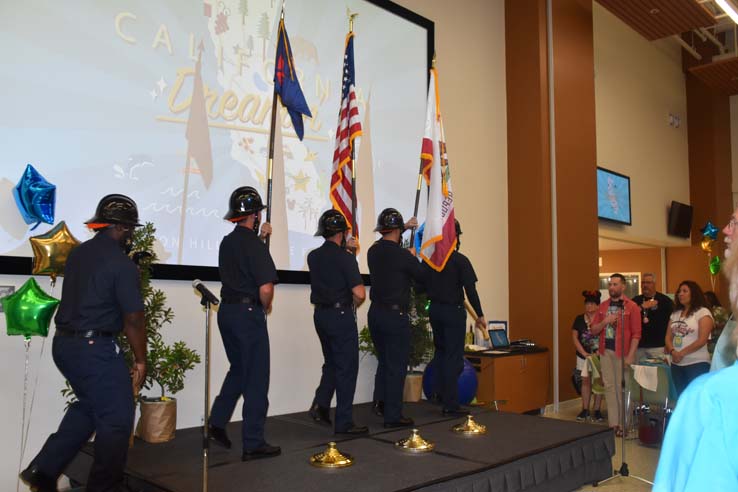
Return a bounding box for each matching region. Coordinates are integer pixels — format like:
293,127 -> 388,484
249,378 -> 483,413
1,278 -> 60,339
30,221 -> 81,283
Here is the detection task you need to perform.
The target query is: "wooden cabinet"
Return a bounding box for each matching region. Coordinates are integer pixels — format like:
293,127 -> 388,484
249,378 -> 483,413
466,349 -> 550,413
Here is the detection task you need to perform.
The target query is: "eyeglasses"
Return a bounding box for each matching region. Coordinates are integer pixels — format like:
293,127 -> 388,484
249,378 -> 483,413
728,217 -> 738,230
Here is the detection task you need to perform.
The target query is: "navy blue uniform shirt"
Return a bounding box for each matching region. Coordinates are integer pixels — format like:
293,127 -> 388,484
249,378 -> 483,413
308,240 -> 363,305
219,225 -> 279,300
54,232 -> 144,333
422,251 -> 483,316
367,239 -> 425,307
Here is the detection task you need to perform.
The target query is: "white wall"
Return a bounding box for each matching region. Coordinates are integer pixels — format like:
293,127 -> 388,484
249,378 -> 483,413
0,1 -> 508,489
593,3 -> 691,248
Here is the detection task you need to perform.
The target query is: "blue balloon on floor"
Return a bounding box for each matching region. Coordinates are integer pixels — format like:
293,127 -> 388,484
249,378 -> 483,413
423,358 -> 478,405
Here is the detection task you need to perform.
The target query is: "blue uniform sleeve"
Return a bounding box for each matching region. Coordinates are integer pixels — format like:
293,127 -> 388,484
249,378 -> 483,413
249,242 -> 279,287
115,261 -> 144,314
341,252 -> 363,289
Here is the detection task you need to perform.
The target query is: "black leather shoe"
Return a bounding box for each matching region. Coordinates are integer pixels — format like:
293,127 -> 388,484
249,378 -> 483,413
242,444 -> 282,461
442,408 -> 471,417
372,401 -> 384,417
383,416 -> 414,428
208,424 -> 232,449
335,425 -> 369,435
19,464 -> 58,492
309,403 -> 332,425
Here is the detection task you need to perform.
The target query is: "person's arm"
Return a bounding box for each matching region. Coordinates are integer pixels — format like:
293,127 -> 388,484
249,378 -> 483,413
664,318 -> 675,355
124,311 -> 147,388
625,304 -> 641,366
259,283 -> 274,313
572,327 -> 589,359
672,313 -> 713,363
351,284 -> 366,307
591,311 -> 615,335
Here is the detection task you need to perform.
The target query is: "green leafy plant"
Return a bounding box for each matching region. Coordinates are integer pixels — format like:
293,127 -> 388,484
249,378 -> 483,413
63,223 -> 200,404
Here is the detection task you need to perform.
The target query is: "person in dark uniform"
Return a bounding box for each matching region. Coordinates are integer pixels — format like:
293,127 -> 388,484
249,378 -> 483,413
424,219 -> 486,416
307,210 -> 368,435
208,186 -> 281,461
367,208 -> 424,428
20,194 -> 147,492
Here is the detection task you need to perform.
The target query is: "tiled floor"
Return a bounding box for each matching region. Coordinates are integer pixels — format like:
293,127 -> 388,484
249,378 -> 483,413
544,399 -> 660,492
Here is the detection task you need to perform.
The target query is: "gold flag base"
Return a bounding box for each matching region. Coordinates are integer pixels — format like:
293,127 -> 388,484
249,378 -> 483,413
394,428 -> 435,453
309,441 -> 354,468
451,415 -> 487,435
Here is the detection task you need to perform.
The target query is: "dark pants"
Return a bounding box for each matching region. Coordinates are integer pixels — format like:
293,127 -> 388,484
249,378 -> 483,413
312,307 -> 359,431
210,303 -> 270,450
671,362 -> 710,397
429,303 -> 466,411
33,335 -> 134,492
368,303 -> 410,423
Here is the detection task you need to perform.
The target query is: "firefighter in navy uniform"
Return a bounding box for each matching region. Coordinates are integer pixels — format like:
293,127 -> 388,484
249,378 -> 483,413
367,208 -> 425,428
20,194 -> 147,492
307,210 -> 368,435
424,219 -> 486,416
208,186 -> 281,461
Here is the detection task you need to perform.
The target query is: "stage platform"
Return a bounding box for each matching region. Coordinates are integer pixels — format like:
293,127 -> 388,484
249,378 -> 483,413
65,402 -> 614,492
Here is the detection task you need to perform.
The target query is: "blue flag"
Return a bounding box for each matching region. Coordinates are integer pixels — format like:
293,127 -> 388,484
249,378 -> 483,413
274,18 -> 312,140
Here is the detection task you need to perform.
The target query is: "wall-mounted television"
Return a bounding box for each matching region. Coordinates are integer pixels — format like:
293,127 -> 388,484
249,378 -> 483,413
596,167 -> 631,225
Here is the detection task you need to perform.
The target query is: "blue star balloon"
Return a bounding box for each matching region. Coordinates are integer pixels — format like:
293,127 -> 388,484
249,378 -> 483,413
701,221 -> 718,240
13,164 -> 56,230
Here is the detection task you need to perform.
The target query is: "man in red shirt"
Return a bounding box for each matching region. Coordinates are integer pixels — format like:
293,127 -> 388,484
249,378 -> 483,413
590,273 -> 641,433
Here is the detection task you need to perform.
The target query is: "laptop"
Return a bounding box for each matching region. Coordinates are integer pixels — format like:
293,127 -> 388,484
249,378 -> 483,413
488,329 -> 530,353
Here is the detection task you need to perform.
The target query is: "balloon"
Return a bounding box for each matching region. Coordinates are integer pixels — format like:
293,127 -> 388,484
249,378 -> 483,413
30,221 -> 81,282
13,164 -> 56,230
710,256 -> 722,275
1,278 -> 60,339
422,358 -> 478,405
701,239 -> 714,254
701,221 -> 718,240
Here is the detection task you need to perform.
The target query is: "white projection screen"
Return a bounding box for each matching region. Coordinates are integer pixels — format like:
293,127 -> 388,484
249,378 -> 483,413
0,0 -> 432,281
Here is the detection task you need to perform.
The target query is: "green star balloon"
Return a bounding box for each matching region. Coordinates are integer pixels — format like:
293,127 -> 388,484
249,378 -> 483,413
710,256 -> 722,276
1,278 -> 60,339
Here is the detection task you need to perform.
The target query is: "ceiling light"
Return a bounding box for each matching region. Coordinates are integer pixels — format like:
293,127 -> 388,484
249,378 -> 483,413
716,0 -> 738,24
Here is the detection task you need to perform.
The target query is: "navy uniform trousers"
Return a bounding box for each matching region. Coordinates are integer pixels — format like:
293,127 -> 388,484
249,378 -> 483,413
429,303 -> 466,411
210,303 -> 270,450
312,307 -> 359,431
368,304 -> 410,423
34,336 -> 134,492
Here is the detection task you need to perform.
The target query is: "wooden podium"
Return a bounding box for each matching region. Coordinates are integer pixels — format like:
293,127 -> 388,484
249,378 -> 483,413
465,347 -> 550,413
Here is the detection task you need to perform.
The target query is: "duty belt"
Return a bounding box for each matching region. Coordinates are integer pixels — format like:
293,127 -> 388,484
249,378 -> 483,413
56,330 -> 116,339
315,302 -> 353,309
221,295 -> 260,305
373,302 -> 407,312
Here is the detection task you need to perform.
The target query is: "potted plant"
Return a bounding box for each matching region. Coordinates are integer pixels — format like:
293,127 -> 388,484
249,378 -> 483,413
63,224 -> 200,443
125,223 -> 200,443
359,285 -> 434,402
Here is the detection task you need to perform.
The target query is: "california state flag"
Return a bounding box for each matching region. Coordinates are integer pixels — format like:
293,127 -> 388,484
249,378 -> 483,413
420,68 -> 456,271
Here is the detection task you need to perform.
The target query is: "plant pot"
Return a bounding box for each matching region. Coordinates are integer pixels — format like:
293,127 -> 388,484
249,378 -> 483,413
135,397 -> 177,443
403,372 -> 424,402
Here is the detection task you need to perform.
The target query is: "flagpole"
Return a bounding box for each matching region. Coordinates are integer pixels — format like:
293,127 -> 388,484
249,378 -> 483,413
410,56 -> 436,246
264,11 -> 285,251
348,11 -> 359,239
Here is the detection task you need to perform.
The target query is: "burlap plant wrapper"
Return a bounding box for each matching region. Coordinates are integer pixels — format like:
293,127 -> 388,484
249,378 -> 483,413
403,373 -> 423,402
135,398 -> 177,443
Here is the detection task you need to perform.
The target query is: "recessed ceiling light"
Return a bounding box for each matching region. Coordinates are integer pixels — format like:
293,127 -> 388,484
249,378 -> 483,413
649,8 -> 660,15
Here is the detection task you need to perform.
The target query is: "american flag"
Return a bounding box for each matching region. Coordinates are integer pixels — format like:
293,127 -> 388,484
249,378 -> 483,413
330,32 -> 362,234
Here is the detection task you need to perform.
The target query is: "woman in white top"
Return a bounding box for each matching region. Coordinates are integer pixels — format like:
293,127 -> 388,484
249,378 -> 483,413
665,280 -> 713,397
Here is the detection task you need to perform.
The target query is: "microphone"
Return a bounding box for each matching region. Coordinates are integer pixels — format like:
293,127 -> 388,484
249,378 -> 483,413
192,279 -> 220,305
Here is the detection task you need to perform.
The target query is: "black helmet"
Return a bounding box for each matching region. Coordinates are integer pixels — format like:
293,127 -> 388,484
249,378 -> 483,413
224,186 -> 265,221
315,209 -> 349,238
85,194 -> 141,226
374,208 -> 404,233
455,218 -> 462,236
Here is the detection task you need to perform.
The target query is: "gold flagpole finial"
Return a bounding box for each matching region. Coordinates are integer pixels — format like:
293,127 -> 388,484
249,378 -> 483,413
347,8 -> 359,32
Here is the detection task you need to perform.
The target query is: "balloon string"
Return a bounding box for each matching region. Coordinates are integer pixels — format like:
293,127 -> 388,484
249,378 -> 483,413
17,339 -> 31,492
20,338 -> 47,465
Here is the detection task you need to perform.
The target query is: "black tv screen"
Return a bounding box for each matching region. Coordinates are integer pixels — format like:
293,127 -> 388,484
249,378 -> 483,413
668,201 -> 693,238
597,167 -> 631,225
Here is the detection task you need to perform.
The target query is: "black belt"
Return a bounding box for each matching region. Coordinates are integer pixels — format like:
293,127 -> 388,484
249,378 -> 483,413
56,330 -> 116,339
221,296 -> 260,305
373,302 -> 407,311
315,302 -> 353,309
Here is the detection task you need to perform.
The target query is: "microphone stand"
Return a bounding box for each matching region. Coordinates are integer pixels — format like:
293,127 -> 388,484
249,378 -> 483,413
597,300 -> 652,486
201,295 -> 214,492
